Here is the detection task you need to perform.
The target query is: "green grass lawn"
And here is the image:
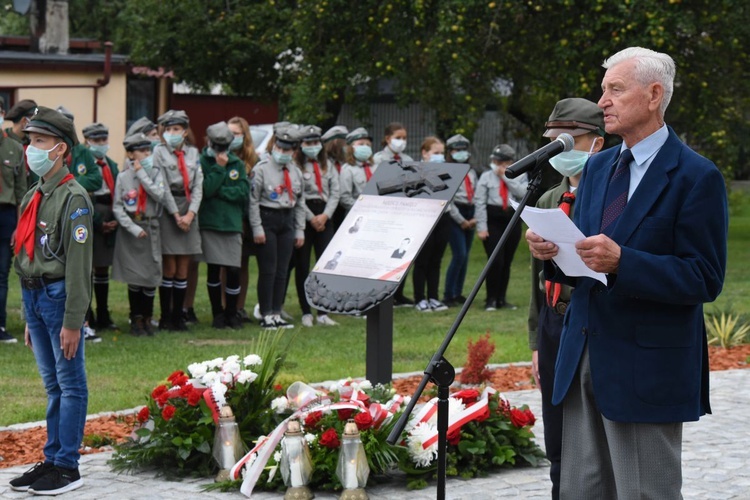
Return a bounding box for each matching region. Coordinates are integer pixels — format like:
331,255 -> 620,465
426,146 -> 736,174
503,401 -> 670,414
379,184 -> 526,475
1,195 -> 749,426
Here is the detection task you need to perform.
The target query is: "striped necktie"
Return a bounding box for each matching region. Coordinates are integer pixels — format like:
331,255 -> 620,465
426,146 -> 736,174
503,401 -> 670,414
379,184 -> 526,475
600,149 -> 633,235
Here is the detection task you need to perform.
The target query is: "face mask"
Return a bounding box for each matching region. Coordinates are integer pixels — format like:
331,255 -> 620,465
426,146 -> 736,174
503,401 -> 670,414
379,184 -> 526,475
428,153 -> 445,163
302,145 -> 322,159
206,147 -> 216,158
229,135 -> 243,151
88,143 -> 109,159
139,155 -> 154,171
548,150 -> 590,177
151,140 -> 161,150
163,132 -> 184,148
272,150 -> 292,165
353,145 -> 372,162
389,138 -> 406,153
452,150 -> 470,163
26,143 -> 61,178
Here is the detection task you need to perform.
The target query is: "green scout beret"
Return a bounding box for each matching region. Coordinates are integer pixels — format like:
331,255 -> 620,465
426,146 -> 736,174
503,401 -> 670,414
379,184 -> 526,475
5,99 -> 38,122
127,117 -> 156,136
321,125 -> 348,143
446,134 -> 470,150
122,132 -> 152,151
544,97 -> 605,137
346,127 -> 372,144
82,122 -> 109,139
24,106 -> 79,149
158,109 -> 189,127
206,121 -> 234,147
490,144 -> 516,162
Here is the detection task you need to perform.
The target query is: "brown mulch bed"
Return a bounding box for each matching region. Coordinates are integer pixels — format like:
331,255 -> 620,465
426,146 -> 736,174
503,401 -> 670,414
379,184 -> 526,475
1,345 -> 748,470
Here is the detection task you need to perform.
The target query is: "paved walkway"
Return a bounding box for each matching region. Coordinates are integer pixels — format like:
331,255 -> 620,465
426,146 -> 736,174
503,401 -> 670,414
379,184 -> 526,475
1,369 -> 748,499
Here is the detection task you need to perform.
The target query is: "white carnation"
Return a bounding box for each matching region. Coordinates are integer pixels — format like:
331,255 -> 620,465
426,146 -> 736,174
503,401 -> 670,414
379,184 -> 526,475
270,396 -> 289,413
201,371 -> 219,386
207,357 -> 225,370
187,362 -> 208,378
225,355 -> 240,364
356,379 -> 372,390
243,354 -> 262,366
304,433 -> 316,444
236,370 -> 258,385
223,360 -> 242,376
273,450 -> 282,463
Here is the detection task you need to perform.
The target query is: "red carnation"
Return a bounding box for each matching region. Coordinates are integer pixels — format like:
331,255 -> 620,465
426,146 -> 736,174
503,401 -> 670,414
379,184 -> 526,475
156,392 -> 170,407
187,390 -> 202,407
161,405 -> 177,421
354,411 -> 373,431
136,406 -> 150,423
179,384 -> 194,397
452,389 -> 480,406
305,411 -> 323,428
447,427 -> 461,446
319,428 -> 340,449
337,408 -> 355,421
509,408 -> 536,428
167,370 -> 185,384
151,384 -> 168,400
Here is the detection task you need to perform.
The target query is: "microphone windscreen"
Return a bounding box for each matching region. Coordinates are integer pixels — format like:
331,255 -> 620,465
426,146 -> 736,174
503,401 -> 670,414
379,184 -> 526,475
558,133 -> 575,152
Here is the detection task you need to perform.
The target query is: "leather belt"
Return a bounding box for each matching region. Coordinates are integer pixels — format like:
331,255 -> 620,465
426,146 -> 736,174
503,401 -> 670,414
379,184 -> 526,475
20,276 -> 64,290
554,301 -> 569,315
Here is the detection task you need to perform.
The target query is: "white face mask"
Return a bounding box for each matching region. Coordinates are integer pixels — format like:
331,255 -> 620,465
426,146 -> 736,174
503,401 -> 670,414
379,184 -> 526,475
389,138 -> 406,154
548,140 -> 598,178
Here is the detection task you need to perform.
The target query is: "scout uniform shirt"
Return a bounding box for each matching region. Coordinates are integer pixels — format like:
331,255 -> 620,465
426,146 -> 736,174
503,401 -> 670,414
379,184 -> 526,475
92,156 -> 119,198
0,130 -> 27,206
14,167 -> 94,330
64,143 -> 103,193
198,150 -> 248,234
474,170 -> 527,233
248,156 -> 306,240
339,160 -> 376,212
373,147 -> 413,166
112,160 -> 166,233
153,143 -> 203,216
447,169 -> 477,225
300,159 -> 340,222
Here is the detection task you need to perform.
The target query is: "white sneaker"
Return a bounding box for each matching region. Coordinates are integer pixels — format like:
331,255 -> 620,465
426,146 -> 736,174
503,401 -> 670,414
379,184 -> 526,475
253,304 -> 263,321
273,315 -> 295,329
429,298 -> 448,312
317,314 -> 339,326
84,325 -> 102,343
415,299 -> 431,312
301,314 -> 314,327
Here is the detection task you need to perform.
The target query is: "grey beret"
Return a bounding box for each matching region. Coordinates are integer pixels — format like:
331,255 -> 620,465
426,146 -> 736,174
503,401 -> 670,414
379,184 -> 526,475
82,122 -> 109,139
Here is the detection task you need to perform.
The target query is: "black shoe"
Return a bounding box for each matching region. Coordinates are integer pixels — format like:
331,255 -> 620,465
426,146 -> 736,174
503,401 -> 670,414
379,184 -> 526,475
212,313 -> 228,330
142,317 -> 155,336
226,313 -> 243,330
28,465 -> 83,496
500,301 -> 518,310
9,461 -> 55,492
485,300 -> 498,312
96,311 -> 119,331
0,326 -> 18,344
184,307 -> 199,324
393,295 -> 414,307
171,317 -> 189,332
130,316 -> 146,337
158,317 -> 172,331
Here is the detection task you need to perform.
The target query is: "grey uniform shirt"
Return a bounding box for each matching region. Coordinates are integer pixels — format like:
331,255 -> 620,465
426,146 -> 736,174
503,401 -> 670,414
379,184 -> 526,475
448,169 -> 478,225
112,161 -> 166,237
300,159 -> 340,221
339,161 -> 377,211
474,170 -> 528,233
248,157 -> 306,239
373,148 -> 413,166
152,143 -> 203,215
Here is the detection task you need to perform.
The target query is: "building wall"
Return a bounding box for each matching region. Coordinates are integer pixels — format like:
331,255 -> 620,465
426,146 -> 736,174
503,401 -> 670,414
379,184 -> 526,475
0,69 -> 128,165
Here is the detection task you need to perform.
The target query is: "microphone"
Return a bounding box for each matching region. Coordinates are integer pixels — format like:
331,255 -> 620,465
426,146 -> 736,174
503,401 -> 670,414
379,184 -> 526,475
504,133 -> 575,179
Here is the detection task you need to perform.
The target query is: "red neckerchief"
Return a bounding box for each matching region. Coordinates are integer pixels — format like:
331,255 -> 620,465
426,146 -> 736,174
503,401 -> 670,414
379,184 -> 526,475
174,149 -> 191,202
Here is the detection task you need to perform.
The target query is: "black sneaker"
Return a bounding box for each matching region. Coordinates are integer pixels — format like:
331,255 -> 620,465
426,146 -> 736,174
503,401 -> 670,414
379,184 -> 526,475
393,295 -> 414,308
212,313 -> 228,330
158,317 -> 172,331
0,326 -> 17,344
183,307 -> 199,324
226,313 -> 243,330
9,461 -> 55,492
272,314 -> 294,329
500,301 -> 518,310
485,300 -> 498,312
259,315 -> 277,329
28,465 -> 82,496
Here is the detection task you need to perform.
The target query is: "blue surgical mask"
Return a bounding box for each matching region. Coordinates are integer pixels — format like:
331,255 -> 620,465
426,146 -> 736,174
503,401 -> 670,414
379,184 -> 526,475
163,132 -> 184,148
139,155 -> 154,171
353,145 -> 372,162
229,135 -> 243,151
26,143 -> 62,178
428,154 -> 445,163
88,143 -> 109,159
548,141 -> 597,178
452,150 -> 470,163
205,147 -> 216,158
151,140 -> 161,150
272,150 -> 292,165
302,145 -> 322,159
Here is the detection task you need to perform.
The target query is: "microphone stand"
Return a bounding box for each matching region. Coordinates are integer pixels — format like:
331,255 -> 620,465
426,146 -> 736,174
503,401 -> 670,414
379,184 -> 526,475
386,161 -> 547,500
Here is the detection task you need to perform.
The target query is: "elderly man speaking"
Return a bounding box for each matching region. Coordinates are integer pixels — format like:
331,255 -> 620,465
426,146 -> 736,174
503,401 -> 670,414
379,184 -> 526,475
526,47 -> 728,499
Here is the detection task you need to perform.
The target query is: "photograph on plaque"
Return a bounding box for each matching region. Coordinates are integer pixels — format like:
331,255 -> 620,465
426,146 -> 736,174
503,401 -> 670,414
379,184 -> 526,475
313,194 -> 446,282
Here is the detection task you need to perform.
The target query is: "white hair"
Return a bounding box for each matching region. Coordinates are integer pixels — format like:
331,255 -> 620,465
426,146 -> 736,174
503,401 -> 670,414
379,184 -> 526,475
603,47 -> 675,117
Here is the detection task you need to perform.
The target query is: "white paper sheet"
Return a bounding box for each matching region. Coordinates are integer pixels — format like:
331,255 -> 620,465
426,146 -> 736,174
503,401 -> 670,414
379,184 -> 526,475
518,205 -> 607,285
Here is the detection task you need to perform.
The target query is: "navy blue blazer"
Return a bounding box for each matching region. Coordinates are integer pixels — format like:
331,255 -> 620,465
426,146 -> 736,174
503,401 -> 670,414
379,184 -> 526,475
548,127 -> 727,423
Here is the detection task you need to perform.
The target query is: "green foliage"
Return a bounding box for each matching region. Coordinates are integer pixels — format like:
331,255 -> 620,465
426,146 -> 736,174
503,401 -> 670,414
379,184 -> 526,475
705,311 -> 750,348
82,433 -> 117,448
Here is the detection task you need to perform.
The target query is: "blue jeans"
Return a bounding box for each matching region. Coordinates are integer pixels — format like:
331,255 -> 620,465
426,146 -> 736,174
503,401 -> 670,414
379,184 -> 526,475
0,204 -> 18,328
444,205 -> 475,300
23,281 -> 88,470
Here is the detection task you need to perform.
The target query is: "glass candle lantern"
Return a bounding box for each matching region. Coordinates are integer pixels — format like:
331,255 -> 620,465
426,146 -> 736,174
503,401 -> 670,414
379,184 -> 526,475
336,419 -> 370,499
280,419 -> 314,500
213,406 -> 245,482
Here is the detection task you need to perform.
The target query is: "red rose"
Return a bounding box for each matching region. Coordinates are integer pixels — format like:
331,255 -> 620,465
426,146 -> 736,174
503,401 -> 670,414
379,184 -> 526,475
509,407 -> 536,428
161,405 -> 177,421
447,427 -> 461,446
337,408 -> 355,421
151,384 -> 168,400
452,389 -> 480,405
319,428 -> 340,449
137,406 -> 150,423
354,411 -> 373,431
474,405 -> 491,423
305,411 -> 322,428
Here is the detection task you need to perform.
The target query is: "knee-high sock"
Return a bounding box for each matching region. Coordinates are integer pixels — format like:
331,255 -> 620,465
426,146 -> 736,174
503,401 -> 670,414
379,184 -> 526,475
172,279 -> 188,323
143,287 -> 156,318
225,266 -> 241,317
159,277 -> 173,320
128,285 -> 143,319
93,272 -> 110,319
